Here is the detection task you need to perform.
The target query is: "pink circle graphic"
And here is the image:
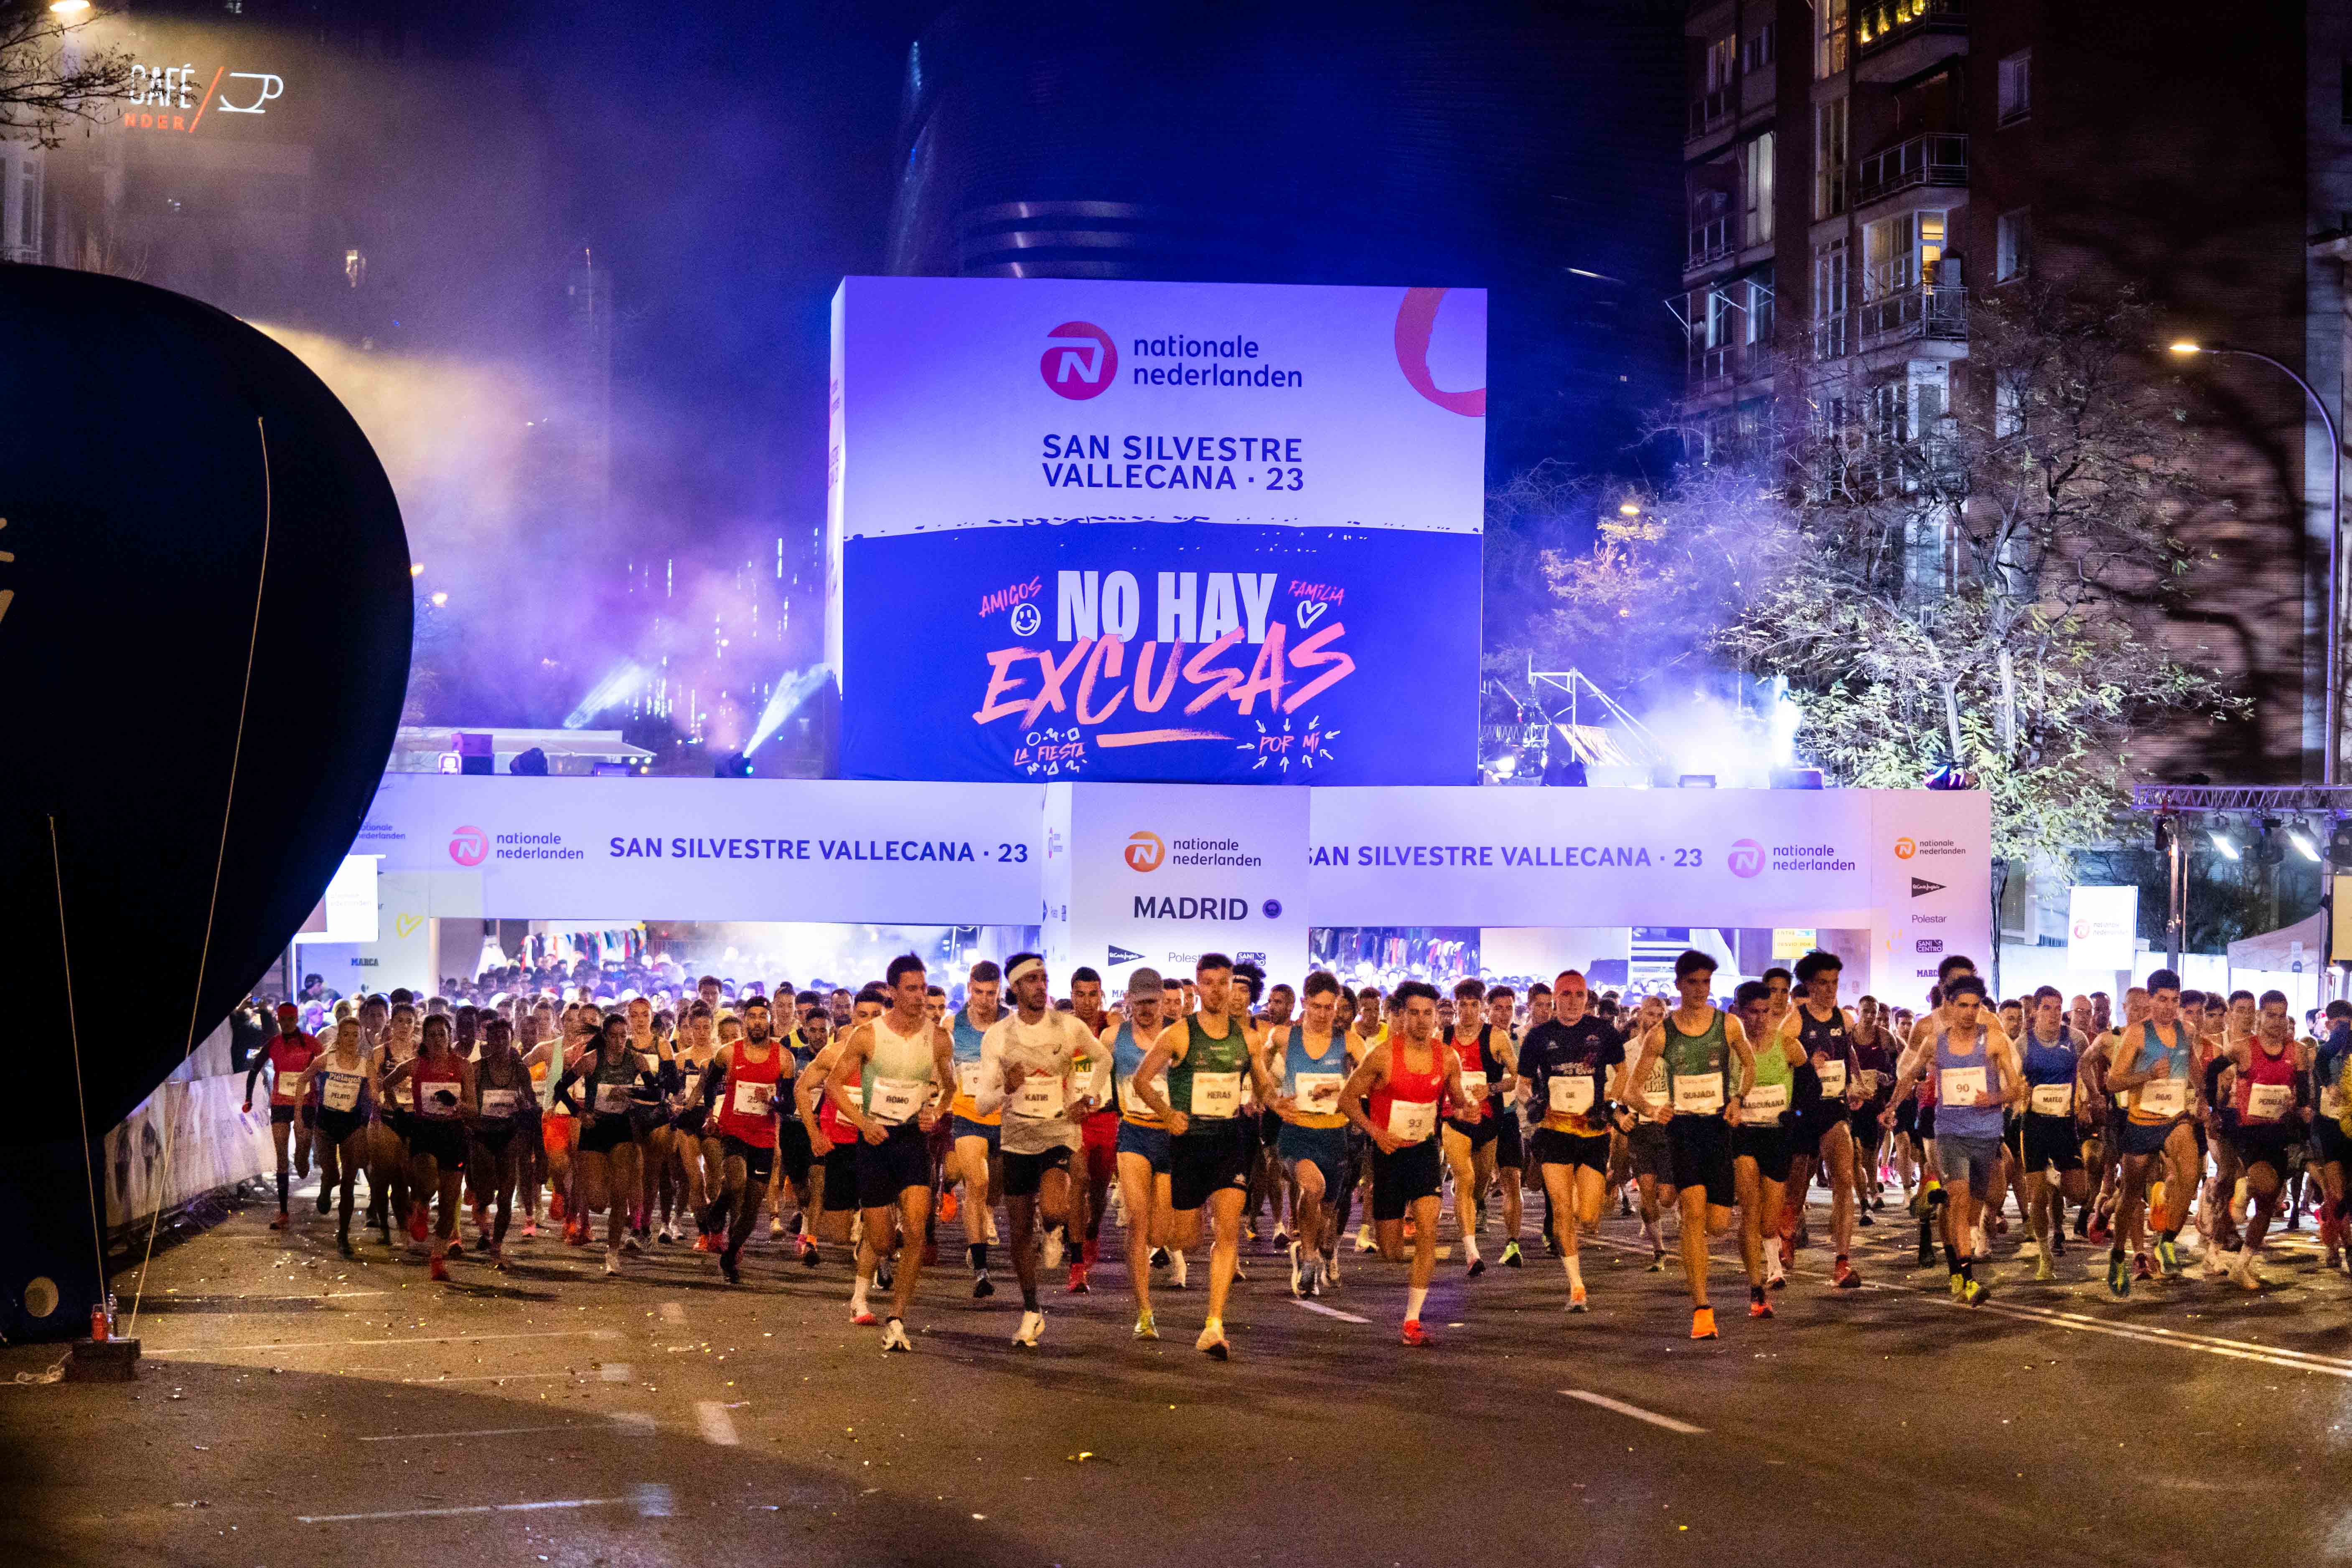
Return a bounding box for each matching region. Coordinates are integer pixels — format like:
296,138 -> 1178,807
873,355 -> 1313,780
1041,321 -> 1118,400
1393,287 -> 1485,417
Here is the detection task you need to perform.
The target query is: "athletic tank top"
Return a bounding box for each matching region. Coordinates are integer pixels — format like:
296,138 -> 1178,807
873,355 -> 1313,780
714,1041 -> 784,1146
1113,1021 -> 1167,1127
1794,1005 -> 1854,1103
411,1053 -> 465,1120
2232,1039 -> 2301,1124
1746,1023 -> 1795,1126
1071,1017 -> 1116,1120
1444,1024 -> 1495,1122
2126,1019 -> 2193,1124
1661,1009 -> 1729,1117
316,1056 -> 372,1118
266,1034 -> 320,1104
2020,1026 -> 2079,1118
1930,1025 -> 2002,1141
1167,1013 -> 1248,1119
475,1047 -> 527,1124
1368,1039 -> 1444,1144
2315,1026 -> 2352,1125
949,1008 -> 1000,1126
860,1013 -> 936,1125
1282,1028 -> 1351,1129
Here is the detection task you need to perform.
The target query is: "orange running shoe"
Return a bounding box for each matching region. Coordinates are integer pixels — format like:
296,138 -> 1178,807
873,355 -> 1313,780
1399,1319 -> 1435,1347
939,1191 -> 960,1224
1691,1306 -> 1719,1340
429,1255 -> 449,1282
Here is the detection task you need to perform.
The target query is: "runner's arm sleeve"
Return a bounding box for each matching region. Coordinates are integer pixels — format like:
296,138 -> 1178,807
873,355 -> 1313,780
699,1057 -> 728,1113
245,1047 -> 271,1103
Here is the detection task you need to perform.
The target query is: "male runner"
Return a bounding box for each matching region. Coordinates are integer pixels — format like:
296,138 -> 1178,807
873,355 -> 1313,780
1266,970 -> 1359,1298
826,956 -> 956,1350
1731,981 -> 1798,1313
697,994 -> 794,1283
2220,990 -> 2306,1289
2311,1001 -> 2352,1271
947,961 -> 1007,1297
1777,951 -> 1866,1289
1102,969 -> 1177,1337
2009,986 -> 2091,1282
2103,969 -> 2202,1293
1067,966 -> 1119,1293
1484,984 -> 1529,1264
1518,969 -> 1621,1311
974,953 -> 1095,1346
1623,951 -> 1756,1339
1337,981 -> 1477,1344
1886,976 -> 2019,1304
1440,977 -> 1520,1276
1619,993 -> 1676,1268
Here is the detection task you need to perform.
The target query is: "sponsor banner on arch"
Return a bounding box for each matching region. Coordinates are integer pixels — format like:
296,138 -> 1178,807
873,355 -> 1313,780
827,275 -> 1485,785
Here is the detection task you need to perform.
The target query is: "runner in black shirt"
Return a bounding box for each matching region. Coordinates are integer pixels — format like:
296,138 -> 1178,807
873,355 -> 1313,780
1518,970 -> 1625,1313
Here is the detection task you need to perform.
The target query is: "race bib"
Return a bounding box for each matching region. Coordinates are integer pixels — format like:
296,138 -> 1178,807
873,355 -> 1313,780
1293,1072 -> 1345,1115
594,1081 -> 635,1115
1124,1072 -> 1169,1117
869,1076 -> 925,1126
2136,1077 -> 2186,1117
321,1072 -> 363,1113
1548,1075 -> 1595,1116
731,1079 -> 774,1119
2029,1082 -> 2074,1117
2246,1083 -> 2294,1122
2323,1085 -> 2345,1121
956,1062 -> 985,1100
1672,1072 -> 1724,1114
417,1082 -> 461,1118
1816,1060 -> 1848,1097
1190,1072 -> 1242,1118
1458,1072 -> 1489,1103
1744,1082 -> 1790,1118
1858,1069 -> 1882,1098
1640,1060 -> 1671,1111
1939,1066 -> 1988,1107
1013,1074 -> 1066,1118
1386,1099 -> 1437,1144
479,1088 -> 519,1121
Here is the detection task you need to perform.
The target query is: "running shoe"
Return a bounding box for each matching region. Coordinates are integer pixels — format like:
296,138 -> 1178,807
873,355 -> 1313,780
603,1248 -> 620,1276
620,1233 -> 642,1257
520,1218 -> 538,1240
1245,1221 -> 1261,1243
1949,1271 -> 1966,1299
337,1233 -> 355,1258
429,1255 -> 449,1281
1353,1225 -> 1377,1255
1502,1240 -> 1523,1269
880,1318 -> 912,1352
1766,1262 -> 1787,1291
1567,1285 -> 1588,1314
1013,1310 -> 1045,1347
719,1250 -> 741,1285
549,1192 -> 567,1222
1043,1228 -> 1065,1271
1399,1319 -> 1435,1347
1832,1257 -> 1861,1290
1067,1265 -> 1090,1295
658,1221 -> 679,1245
1690,1306 -> 1718,1340
1149,1246 -> 1171,1269
973,1271 -> 994,1299
316,1191 -> 331,1215
938,1191 -> 959,1223
1960,1277 -> 1988,1306
1466,1255 -> 1487,1279
270,1213 -> 288,1231
1748,1296 -> 1774,1320
408,1206 -> 429,1243
2232,1251 -> 2262,1292
1646,1247 -> 1667,1273
488,1245 -> 507,1271
2106,1253 -> 2130,1297
852,1308 -> 880,1327
1857,1210 -> 1875,1227
1196,1324 -> 1231,1361
800,1236 -> 821,1268
446,1238 -> 464,1258
1544,1230 -> 1563,1257
2133,1252 -> 2155,1281
2034,1253 -> 2055,1282
2087,1215 -> 2111,1245
2154,1233 -> 2179,1273
1133,1309 -> 1158,1340
1273,1225 -> 1290,1247
1321,1250 -> 1340,1289
769,1214 -> 785,1239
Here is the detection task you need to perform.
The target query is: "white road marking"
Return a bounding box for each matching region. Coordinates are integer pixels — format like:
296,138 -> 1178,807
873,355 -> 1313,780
659,1301 -> 688,1325
1562,1389 -> 1707,1434
149,1328 -> 622,1355
600,1362 -> 634,1382
298,1497 -> 633,1524
1288,1299 -> 1371,1324
695,1400 -> 740,1446
359,1425 -> 580,1443
609,1411 -> 656,1436
398,1370 -> 593,1385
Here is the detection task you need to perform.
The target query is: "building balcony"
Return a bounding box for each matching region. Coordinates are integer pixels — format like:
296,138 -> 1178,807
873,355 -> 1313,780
1686,217 -> 1734,269
1811,314 -> 1851,362
1854,133 -> 1968,207
1854,0 -> 1966,83
1687,87 -> 1734,140
1859,283 -> 1966,349
1688,339 -> 1777,391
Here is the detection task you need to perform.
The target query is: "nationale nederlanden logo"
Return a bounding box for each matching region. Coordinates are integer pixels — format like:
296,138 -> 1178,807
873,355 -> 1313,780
1726,839 -> 1764,878
449,825 -> 489,866
1894,836 -> 1918,859
1041,321 -> 1118,400
1124,831 -> 1166,872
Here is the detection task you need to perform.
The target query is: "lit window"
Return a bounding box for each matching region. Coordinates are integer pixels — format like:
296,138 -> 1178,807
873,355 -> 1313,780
1816,0 -> 1849,79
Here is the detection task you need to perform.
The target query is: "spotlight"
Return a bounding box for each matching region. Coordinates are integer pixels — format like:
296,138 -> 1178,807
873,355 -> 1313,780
2208,819 -> 2240,860
2288,825 -> 2321,862
2330,820 -> 2352,867
1678,774 -> 1717,789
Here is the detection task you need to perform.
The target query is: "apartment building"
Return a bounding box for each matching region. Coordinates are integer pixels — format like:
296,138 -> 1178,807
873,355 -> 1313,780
1679,0 -> 2352,784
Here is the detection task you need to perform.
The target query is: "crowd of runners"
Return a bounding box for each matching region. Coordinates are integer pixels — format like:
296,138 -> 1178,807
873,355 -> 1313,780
237,944 -> 2352,1351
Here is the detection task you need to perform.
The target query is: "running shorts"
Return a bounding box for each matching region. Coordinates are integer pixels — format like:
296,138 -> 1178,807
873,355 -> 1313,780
1000,1144 -> 1073,1198
1239,1104 -> 1264,1171
409,1120 -> 467,1172
1934,1132 -> 2001,1197
1915,1104 -> 1936,1142
1080,1110 -> 1119,1183
270,1104 -> 297,1125
1893,1099 -> 1918,1141
315,1108 -> 366,1146
776,1118 -> 814,1187
541,1114 -> 575,1156
1276,1123 -> 1349,1195
672,1105 -> 709,1139
720,1132 -> 777,1189
1445,1114 -> 1500,1149
951,1114 -> 1001,1149
1789,1104 -> 1842,1159
1259,1106 -> 1283,1145
1849,1107 -> 1887,1154
2013,1111 -> 2082,1176
1666,1116 -> 1734,1207
2119,1118 -> 2174,1159
821,1141 -> 861,1210
1528,1127 -> 1611,1173
1732,1121 -> 1794,1184
1170,1120 -> 1250,1212
1627,1121 -> 1672,1184
1493,1111 -> 1524,1170
577,1117 -> 634,1157
2229,1126 -> 2300,1180
1370,1137 -> 1442,1222
2313,1116 -> 2351,1168
1117,1121 -> 1172,1173
472,1123 -> 520,1160
855,1123 -> 934,1209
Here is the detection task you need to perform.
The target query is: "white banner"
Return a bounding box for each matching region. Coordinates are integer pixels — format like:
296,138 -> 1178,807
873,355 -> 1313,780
1043,781 -> 1310,996
2068,885 -> 2139,971
353,774 -> 1046,925
106,1073 -> 275,1233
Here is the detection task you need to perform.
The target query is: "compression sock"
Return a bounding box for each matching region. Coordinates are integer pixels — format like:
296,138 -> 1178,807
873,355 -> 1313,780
277,1172 -> 290,1213
1564,1253 -> 1583,1291
1944,1242 -> 1964,1273
1764,1236 -> 1782,1273
1022,1284 -> 1040,1311
971,1241 -> 990,1273
1405,1286 -> 1428,1321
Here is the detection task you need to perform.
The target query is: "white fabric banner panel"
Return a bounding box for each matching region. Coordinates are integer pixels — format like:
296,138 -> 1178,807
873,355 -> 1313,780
1866,788 -> 1994,1002
1044,780 -> 1311,996
2069,885 -> 2141,971
353,774 -> 1047,925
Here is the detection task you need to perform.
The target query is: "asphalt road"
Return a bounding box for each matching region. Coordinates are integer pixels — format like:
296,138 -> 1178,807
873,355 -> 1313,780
7,1178 -> 2352,1568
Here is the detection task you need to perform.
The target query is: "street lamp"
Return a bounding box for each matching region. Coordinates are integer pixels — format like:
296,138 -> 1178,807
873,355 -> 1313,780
2171,340 -> 2346,784
48,0 -> 90,13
